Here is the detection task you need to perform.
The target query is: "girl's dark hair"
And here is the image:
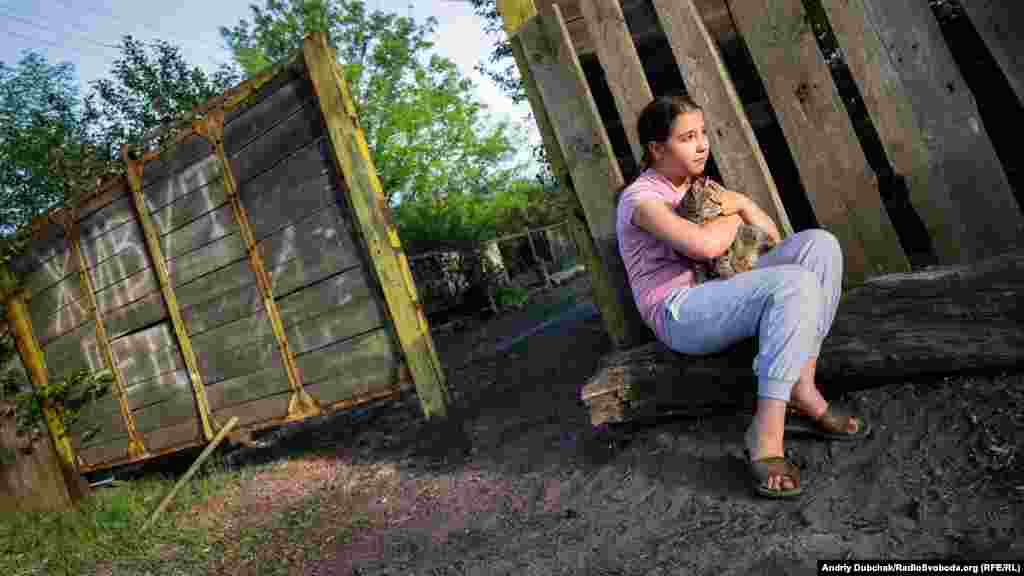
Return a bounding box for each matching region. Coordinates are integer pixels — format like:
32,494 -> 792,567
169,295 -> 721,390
617,94 -> 703,198
636,94 -> 703,172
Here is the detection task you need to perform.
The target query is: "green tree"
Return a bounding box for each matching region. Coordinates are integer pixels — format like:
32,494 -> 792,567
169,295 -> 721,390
0,52 -> 89,235
84,36 -> 241,160
1,40 -> 240,240
219,0 -> 522,205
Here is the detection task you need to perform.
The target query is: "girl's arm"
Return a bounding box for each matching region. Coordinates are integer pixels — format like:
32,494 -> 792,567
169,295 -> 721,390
710,181 -> 782,243
738,199 -> 782,244
632,199 -> 742,261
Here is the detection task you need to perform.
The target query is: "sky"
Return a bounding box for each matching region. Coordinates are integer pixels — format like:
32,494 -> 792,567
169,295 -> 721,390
0,0 -> 541,171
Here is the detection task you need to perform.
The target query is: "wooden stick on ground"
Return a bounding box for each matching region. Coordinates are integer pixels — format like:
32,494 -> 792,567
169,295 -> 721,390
143,416 -> 239,531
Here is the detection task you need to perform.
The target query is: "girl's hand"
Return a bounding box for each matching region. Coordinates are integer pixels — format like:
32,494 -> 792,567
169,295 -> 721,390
707,180 -> 750,217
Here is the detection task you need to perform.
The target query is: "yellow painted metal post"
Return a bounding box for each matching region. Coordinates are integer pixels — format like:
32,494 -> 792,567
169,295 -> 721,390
65,215 -> 148,459
192,111 -> 321,421
0,266 -> 89,504
302,32 -> 450,420
123,151 -> 218,440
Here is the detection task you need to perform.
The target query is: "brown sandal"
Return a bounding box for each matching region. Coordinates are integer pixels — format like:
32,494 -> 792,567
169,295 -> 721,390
745,451 -> 803,499
785,404 -> 871,441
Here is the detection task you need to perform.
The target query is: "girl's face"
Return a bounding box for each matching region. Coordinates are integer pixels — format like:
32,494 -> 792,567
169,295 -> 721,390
649,110 -> 709,185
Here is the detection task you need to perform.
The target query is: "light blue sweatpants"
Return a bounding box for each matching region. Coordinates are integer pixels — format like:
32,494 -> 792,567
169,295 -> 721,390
661,229 -> 843,402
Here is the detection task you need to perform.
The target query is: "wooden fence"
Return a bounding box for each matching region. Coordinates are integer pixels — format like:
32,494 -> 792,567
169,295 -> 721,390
0,33 -> 448,478
497,0 -> 1024,349
408,221 -> 581,318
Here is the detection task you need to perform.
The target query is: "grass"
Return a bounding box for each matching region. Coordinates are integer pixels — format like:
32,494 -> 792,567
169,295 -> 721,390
0,455 -> 252,576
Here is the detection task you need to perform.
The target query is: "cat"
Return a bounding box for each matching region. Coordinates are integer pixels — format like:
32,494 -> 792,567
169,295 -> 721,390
675,176 -> 776,284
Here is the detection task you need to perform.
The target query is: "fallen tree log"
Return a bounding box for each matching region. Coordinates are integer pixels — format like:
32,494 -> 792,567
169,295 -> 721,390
580,249 -> 1024,426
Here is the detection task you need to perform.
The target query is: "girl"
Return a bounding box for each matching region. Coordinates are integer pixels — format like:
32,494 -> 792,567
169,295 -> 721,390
616,95 -> 870,498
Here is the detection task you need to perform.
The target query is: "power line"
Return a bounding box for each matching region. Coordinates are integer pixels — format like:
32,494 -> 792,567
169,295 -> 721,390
3,27 -> 119,62
51,0 -> 227,54
0,9 -> 121,50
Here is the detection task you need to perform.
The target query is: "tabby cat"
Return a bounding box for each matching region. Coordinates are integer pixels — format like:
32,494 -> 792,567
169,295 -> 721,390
676,176 -> 776,284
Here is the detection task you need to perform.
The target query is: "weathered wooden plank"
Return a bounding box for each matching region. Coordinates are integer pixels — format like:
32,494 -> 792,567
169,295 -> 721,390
139,418 -> 202,454
87,247 -> 152,293
68,393 -> 123,436
211,391 -> 290,430
204,360 -> 290,412
652,0 -> 793,236
93,268 -> 160,314
74,179 -> 130,226
124,368 -> 191,412
224,62 -> 308,125
166,233 -> 247,288
194,331 -> 282,386
303,33 -> 450,420
268,250 -> 359,301
142,155 -> 223,213
127,152 -> 216,441
109,322 -> 185,386
132,392 -> 200,433
77,195 -> 136,242
959,0 -> 1024,107
6,224 -> 67,280
275,267 -> 375,329
258,208 -> 360,289
199,105 -> 321,423
228,103 -> 325,187
157,204 -> 241,261
726,0 -> 910,284
224,77 -> 316,156
140,135 -> 215,188
188,306 -> 274,351
115,343 -> 185,388
149,177 -> 230,236
28,274 -> 86,327
77,441 -> 129,470
579,0 -> 653,164
238,138 -> 335,241
30,297 -> 91,347
842,0 -> 1021,261
300,328 -> 398,406
283,295 -> 384,356
21,247 -> 76,298
71,223 -> 147,459
102,291 -> 166,340
173,258 -> 256,310
181,282 -> 263,337
69,407 -> 127,452
41,320 -> 103,377
79,220 -> 146,270
817,0 -> 964,264
508,5 -> 647,348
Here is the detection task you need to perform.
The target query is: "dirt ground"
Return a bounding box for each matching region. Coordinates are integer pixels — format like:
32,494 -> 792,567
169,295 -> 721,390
200,275 -> 1022,575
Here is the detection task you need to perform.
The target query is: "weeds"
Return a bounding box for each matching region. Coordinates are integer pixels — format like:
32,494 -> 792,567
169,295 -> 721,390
0,456 -> 245,576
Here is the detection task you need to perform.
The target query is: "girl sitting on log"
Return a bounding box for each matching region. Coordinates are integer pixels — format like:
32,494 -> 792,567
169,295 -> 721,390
615,95 -> 870,499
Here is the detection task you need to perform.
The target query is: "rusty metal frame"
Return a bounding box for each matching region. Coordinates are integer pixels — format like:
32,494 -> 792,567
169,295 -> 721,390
62,211 -> 148,459
77,362 -> 411,473
123,152 -> 218,441
191,110 -> 321,422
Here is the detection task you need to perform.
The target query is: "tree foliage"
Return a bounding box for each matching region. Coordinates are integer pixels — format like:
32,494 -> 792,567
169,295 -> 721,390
1,40 -> 240,241
220,0 -> 522,206
392,176 -> 567,254
84,37 -> 240,160
0,52 -> 87,235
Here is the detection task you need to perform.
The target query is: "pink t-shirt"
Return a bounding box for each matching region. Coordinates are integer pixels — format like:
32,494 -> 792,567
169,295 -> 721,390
616,168 -> 701,343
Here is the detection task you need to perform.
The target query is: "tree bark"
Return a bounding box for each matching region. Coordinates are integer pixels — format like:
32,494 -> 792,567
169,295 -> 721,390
581,250 -> 1024,426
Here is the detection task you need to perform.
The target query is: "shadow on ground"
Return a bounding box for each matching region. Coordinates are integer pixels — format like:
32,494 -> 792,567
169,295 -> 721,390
124,277 -> 1024,575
